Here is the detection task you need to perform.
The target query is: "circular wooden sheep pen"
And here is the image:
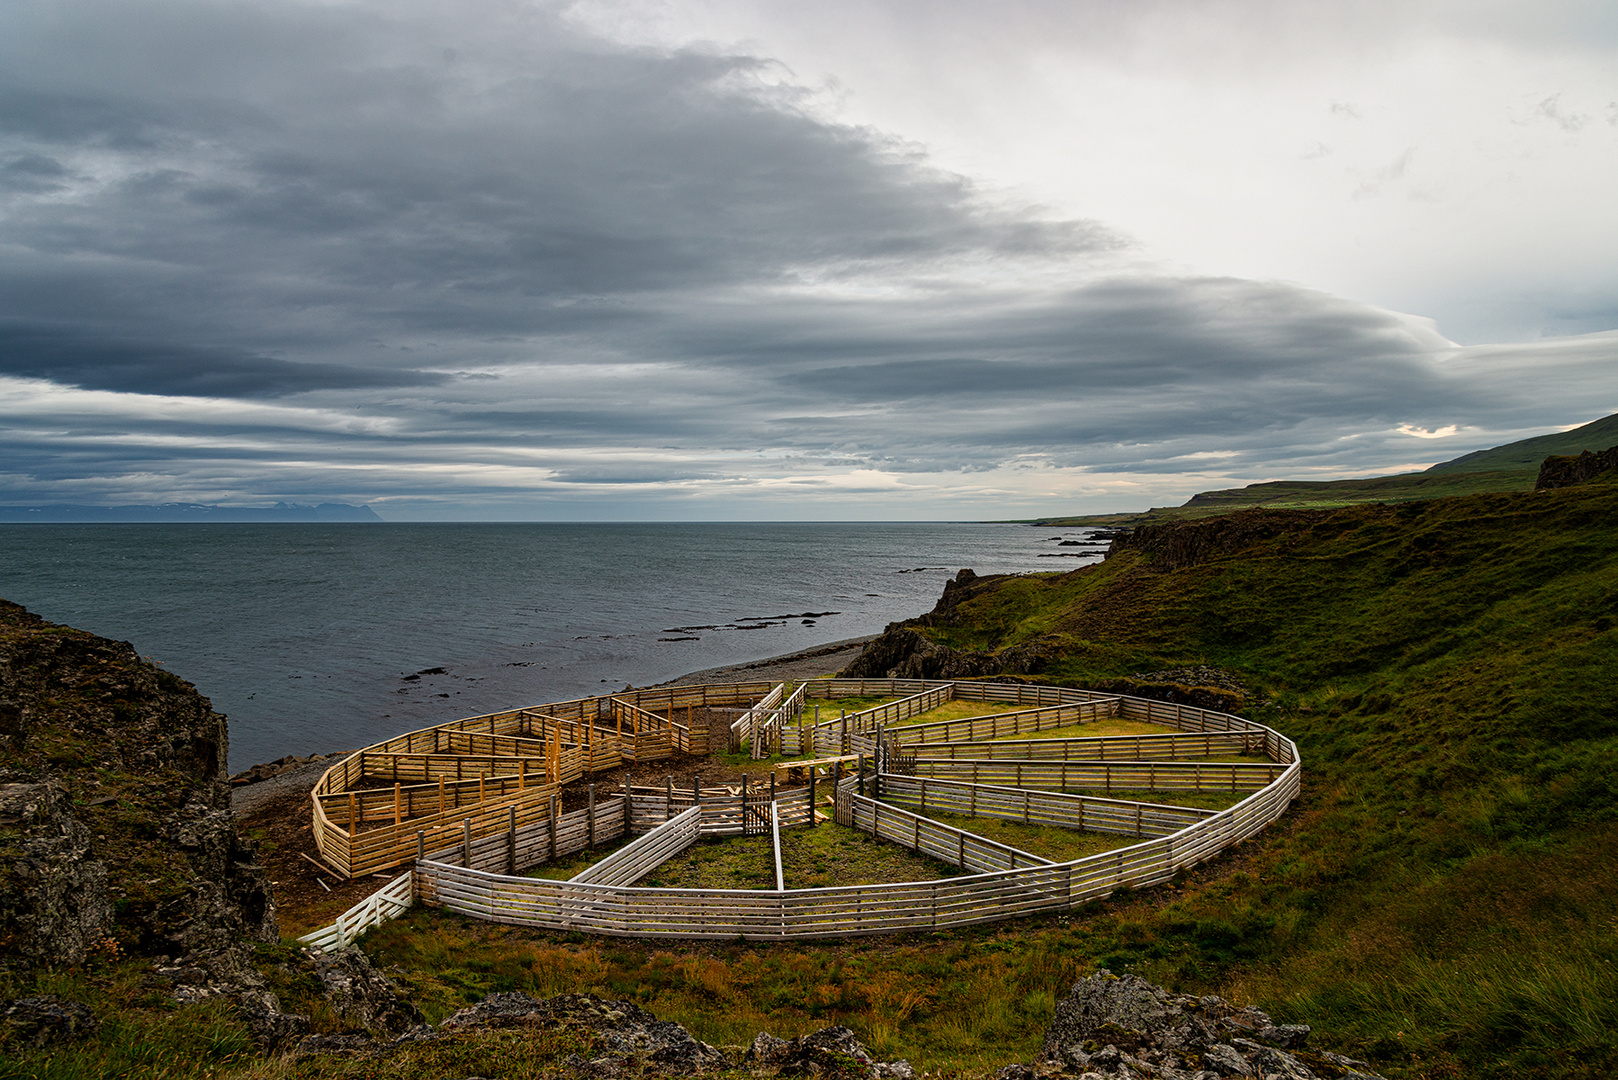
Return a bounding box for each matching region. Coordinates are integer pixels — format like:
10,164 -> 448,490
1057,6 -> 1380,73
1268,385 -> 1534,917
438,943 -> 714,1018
302,678 -> 1299,949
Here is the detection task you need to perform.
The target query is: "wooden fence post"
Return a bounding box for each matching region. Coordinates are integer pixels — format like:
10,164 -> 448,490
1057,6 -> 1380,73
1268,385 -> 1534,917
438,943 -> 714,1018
808,770 -> 816,827
587,783 -> 596,849
462,818 -> 472,868
549,793 -> 559,861
417,829 -> 425,862
665,775 -> 673,819
507,806 -> 517,874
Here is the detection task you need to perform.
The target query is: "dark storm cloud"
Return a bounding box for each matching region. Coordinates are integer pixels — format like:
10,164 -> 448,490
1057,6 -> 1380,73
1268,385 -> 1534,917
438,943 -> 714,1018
0,323 -> 446,398
0,0 -> 1610,513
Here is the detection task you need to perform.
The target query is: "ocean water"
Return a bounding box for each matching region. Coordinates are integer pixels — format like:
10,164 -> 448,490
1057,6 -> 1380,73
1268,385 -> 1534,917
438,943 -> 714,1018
0,522 -> 1104,769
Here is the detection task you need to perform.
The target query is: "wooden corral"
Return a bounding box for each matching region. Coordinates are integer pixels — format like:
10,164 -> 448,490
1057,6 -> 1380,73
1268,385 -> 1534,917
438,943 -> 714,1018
309,682 -> 774,878
302,676 -> 1301,945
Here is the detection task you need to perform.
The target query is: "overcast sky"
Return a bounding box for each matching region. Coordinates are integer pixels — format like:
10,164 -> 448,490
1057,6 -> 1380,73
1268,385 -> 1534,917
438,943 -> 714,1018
2,0 -> 1615,519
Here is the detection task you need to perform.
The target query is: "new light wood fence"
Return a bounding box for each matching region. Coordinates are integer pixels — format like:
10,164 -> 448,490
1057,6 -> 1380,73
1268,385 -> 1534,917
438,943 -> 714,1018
310,681 -> 773,877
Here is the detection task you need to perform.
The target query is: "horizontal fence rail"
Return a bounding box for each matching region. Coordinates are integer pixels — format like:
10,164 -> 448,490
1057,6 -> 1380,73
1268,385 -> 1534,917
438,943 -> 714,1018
876,774 -> 1214,838
886,698 -> 1119,745
298,870 -> 414,952
910,758 -> 1288,793
570,807 -> 701,887
911,730 -> 1261,762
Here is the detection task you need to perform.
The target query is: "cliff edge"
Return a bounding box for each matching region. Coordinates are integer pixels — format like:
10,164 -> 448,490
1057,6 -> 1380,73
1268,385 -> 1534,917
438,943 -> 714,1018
0,599 -> 286,1029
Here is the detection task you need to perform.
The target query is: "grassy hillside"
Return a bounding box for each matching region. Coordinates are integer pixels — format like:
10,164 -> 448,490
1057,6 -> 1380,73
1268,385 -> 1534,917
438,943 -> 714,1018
914,478 -> 1618,1076
1426,410 -> 1618,475
1027,411 -> 1618,526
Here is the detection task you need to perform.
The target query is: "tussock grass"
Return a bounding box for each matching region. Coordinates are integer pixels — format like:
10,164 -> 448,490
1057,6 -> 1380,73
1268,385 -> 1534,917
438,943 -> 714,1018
0,962 -> 258,1080
911,482 -> 1618,1077
920,811 -> 1136,863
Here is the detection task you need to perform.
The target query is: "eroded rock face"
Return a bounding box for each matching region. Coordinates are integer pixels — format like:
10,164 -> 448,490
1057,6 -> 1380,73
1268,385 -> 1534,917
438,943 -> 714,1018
748,1024 -> 916,1079
997,971 -> 1386,1080
312,947 -> 423,1036
1536,445 -> 1618,489
0,599 -> 294,1049
440,992 -> 729,1074
0,600 -> 278,969
0,780 -> 114,966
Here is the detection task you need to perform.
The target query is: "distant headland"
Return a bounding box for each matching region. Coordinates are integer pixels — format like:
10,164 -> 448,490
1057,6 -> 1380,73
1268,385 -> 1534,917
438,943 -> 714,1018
0,501 -> 382,523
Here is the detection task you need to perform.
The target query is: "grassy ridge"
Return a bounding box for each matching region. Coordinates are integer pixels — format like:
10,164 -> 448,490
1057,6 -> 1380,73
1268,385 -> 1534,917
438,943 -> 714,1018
926,479 -> 1618,1075
1024,410 -> 1618,526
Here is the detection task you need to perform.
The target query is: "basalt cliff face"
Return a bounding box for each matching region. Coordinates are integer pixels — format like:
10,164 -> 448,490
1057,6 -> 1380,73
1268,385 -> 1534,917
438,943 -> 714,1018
0,599 -> 276,972
1536,444 -> 1618,489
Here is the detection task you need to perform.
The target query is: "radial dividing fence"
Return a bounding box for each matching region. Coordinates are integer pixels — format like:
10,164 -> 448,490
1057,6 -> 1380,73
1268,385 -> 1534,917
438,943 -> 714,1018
398,678 -> 1300,940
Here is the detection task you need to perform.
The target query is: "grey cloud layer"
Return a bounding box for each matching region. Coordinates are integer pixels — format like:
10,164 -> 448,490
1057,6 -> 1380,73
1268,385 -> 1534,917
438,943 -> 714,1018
1,0 -> 1611,513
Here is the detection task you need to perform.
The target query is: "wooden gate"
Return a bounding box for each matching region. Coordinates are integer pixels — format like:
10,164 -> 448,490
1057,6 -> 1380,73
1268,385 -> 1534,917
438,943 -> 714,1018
742,788 -> 771,836
885,737 -> 916,776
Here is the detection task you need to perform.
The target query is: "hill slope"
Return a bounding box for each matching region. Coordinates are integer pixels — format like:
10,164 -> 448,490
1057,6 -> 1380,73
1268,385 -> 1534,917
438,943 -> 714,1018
855,478 -> 1618,1077
1029,411 -> 1618,525
1426,410 -> 1618,475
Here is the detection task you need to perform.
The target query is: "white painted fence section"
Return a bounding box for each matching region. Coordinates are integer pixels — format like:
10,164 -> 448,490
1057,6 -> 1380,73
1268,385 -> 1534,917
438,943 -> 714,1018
297,870 -> 414,952
731,683 -> 785,734
570,806 -> 701,887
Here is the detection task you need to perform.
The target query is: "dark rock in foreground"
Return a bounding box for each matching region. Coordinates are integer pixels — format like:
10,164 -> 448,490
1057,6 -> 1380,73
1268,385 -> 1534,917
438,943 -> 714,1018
997,971 -> 1383,1080
1536,444 -> 1618,489
292,989 -> 914,1077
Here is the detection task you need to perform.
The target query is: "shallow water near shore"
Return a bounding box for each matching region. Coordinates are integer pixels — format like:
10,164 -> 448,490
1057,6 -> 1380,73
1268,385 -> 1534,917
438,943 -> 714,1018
0,521 -> 1102,768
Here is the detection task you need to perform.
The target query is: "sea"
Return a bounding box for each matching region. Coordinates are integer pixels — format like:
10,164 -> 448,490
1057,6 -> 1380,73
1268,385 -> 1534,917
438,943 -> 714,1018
0,522 -> 1105,769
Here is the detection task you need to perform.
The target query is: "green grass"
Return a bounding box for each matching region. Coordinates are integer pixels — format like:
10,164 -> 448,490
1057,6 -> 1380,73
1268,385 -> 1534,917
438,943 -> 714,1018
907,701 -> 1023,723
642,824 -> 958,890
905,481 -> 1618,1077
357,909 -> 1111,1075
0,962 -> 260,1080
982,717 -> 1173,741
920,811 -> 1137,863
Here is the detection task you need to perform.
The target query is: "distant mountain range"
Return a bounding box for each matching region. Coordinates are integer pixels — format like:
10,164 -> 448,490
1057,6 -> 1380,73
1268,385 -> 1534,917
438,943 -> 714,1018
1029,411 -> 1618,526
0,502 -> 383,523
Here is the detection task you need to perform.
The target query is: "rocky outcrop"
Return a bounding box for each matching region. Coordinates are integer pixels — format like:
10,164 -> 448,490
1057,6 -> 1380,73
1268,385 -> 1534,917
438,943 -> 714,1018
0,996 -> 99,1047
1536,445 -> 1618,489
0,599 -> 287,1044
311,947 -> 423,1036
998,972 -> 1383,1080
1107,510 -> 1328,573
438,992 -> 730,1074
749,1025 -> 915,1079
841,627 -> 1007,680
0,779 -> 114,966
290,989 -> 917,1077
0,600 -> 277,967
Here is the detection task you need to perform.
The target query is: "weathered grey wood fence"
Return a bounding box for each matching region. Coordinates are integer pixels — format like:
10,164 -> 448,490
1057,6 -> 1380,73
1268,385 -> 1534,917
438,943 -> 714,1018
402,681 -> 1301,940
